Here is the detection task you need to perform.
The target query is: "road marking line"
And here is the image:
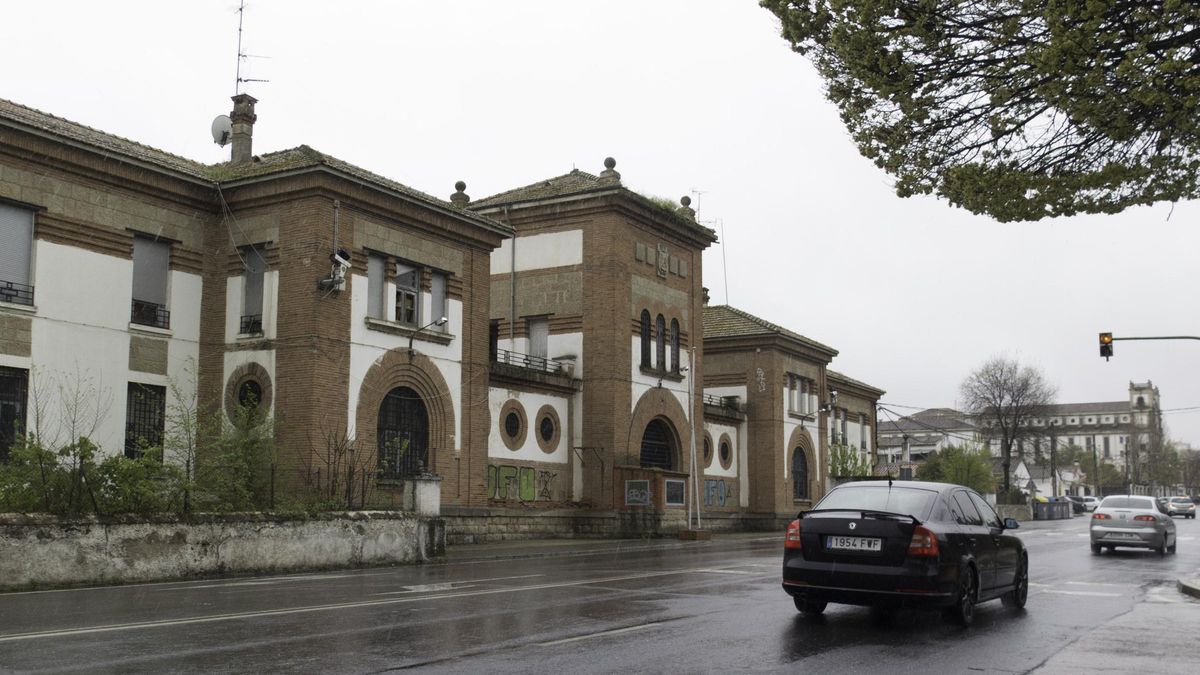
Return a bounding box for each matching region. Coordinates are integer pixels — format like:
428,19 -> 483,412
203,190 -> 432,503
0,569 -> 711,643
373,574 -> 547,595
1065,581 -> 1127,587
689,568 -> 756,575
537,622 -> 663,647
1040,590 -> 1122,598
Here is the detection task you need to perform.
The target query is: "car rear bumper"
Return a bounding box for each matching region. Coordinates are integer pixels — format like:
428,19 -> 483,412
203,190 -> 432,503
782,557 -> 957,608
1090,526 -> 1164,548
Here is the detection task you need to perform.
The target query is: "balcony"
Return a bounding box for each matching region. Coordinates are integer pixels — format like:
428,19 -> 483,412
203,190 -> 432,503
131,299 -> 170,329
489,348 -> 576,393
0,280 -> 34,307
703,393 -> 746,422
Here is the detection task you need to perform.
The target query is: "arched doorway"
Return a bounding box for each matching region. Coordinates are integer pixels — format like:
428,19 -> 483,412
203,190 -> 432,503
792,447 -> 810,500
640,418 -> 677,470
378,386 -> 429,478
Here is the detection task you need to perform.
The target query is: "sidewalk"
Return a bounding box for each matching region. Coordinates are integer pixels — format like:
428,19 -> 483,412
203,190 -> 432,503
445,531 -> 780,563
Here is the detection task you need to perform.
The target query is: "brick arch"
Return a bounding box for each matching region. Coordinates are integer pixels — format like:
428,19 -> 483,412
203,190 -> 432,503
355,350 -> 456,476
628,388 -> 691,472
224,361 -> 273,423
786,425 -> 818,502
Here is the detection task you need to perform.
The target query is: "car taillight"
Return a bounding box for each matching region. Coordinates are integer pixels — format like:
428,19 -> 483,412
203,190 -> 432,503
907,525 -> 939,557
1133,515 -> 1155,521
785,519 -> 802,550
1092,513 -> 1111,520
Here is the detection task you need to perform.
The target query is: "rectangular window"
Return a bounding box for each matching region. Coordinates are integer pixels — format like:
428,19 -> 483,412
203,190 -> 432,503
394,261 -> 420,326
131,235 -> 170,328
430,271 -> 447,329
787,374 -> 798,413
1103,436 -> 1111,459
367,253 -> 386,319
528,317 -> 549,359
240,244 -> 266,334
125,383 -> 165,459
0,203 -> 35,306
0,366 -> 29,461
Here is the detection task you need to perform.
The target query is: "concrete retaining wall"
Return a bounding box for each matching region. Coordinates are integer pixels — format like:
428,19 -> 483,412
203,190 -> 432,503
996,504 -> 1033,522
442,506 -> 789,544
0,512 -> 445,591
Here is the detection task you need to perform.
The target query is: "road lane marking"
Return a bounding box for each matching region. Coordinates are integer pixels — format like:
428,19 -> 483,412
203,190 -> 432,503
1040,590 -> 1122,598
0,568 -> 722,643
373,574 -> 546,595
1065,581 -> 1127,587
536,622 -> 663,647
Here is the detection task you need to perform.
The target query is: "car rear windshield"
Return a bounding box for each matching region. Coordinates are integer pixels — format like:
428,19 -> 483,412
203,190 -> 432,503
1099,496 -> 1155,509
1171,497 -> 1191,503
813,485 -> 936,519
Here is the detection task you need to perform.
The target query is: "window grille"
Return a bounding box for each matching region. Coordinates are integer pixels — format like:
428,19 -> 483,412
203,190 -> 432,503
0,366 -> 28,461
241,244 -> 266,332
640,419 -> 673,470
125,383 -> 165,459
792,448 -> 809,500
377,387 -> 429,478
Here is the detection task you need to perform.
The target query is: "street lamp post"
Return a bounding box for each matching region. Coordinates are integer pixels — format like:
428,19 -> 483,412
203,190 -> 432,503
409,316 -> 448,356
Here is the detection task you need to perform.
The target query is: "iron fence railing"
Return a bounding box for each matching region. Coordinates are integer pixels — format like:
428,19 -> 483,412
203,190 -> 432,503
131,299 -> 170,329
0,280 -> 34,306
702,393 -> 742,411
240,314 -> 263,334
494,348 -> 563,375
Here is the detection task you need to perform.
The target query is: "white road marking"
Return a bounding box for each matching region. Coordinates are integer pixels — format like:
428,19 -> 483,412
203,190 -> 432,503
537,622 -> 663,647
1065,581 -> 1127,587
1040,590 -> 1123,598
374,574 -> 546,595
689,568 -> 756,575
0,568 -> 719,643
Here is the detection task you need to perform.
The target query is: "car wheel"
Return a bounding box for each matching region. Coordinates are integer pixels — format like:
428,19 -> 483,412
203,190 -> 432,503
1157,537 -> 1167,557
1001,556 -> 1028,609
793,596 -> 827,615
944,567 -> 976,626
1091,542 -> 1101,555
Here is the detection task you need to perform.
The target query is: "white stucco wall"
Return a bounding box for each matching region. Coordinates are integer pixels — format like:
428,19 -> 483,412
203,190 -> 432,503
703,385 -> 749,507
496,332 -> 583,378
489,230 -> 583,275
5,241 -> 200,458
487,389 -> 571,463
628,337 -> 692,419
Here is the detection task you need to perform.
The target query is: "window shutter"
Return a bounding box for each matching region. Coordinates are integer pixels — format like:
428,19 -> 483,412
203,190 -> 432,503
132,236 -> 170,305
242,245 -> 266,317
0,204 -> 33,286
367,254 -> 385,319
528,317 -> 548,359
430,272 -> 447,328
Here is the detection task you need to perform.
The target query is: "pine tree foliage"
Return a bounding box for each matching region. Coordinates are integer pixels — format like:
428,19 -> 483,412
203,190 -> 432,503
761,0 -> 1200,221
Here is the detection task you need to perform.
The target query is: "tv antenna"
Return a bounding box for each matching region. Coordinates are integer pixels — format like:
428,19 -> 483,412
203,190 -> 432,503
693,188 -> 730,305
234,0 -> 270,94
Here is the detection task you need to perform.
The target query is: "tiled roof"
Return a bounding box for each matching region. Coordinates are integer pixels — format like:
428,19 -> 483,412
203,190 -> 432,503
702,305 -> 838,356
1,98 -> 509,234
827,369 -> 885,397
470,169 -> 607,208
0,98 -> 208,178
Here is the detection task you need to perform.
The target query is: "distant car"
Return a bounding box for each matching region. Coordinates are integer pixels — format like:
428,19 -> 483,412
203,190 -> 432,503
1167,496 -> 1196,519
781,480 -> 1027,626
1074,496 -> 1100,512
1065,496 -> 1087,514
1090,495 -> 1177,555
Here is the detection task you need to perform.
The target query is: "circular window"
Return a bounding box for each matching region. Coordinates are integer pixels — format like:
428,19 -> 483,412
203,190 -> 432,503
535,405 -> 561,454
498,399 -> 527,451
238,380 -> 263,409
718,434 -> 733,470
702,434 -> 713,468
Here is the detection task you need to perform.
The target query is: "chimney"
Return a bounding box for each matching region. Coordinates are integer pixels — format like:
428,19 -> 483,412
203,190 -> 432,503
230,93 -> 258,164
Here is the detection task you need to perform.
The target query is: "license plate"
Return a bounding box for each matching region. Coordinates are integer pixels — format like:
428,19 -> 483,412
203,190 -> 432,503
826,536 -> 882,552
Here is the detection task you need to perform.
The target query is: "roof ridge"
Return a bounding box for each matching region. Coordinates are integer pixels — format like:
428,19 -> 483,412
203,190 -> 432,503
0,97 -> 209,176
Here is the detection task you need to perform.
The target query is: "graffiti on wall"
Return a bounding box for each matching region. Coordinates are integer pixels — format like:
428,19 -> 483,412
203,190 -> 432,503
703,479 -> 736,507
487,465 -> 559,501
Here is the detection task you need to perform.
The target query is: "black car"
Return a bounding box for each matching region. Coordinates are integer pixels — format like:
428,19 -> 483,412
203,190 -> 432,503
782,480 -> 1027,625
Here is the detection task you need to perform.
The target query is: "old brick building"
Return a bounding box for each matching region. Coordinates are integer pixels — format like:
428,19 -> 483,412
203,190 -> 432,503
0,95 -> 885,540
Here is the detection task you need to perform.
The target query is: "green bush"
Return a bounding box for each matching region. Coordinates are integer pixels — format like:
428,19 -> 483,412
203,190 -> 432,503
95,447 -> 186,515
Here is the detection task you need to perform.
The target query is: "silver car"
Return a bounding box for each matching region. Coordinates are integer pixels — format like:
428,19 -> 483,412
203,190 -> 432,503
1090,495 -> 1177,555
1167,496 -> 1196,519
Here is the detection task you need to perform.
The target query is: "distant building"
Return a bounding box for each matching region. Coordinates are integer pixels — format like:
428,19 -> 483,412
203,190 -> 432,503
877,408 -> 982,463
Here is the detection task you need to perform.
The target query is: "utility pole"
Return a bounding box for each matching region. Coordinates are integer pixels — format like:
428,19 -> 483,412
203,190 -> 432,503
1092,433 -> 1100,497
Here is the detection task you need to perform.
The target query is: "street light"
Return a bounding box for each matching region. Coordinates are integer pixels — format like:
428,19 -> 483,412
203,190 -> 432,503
409,316 -> 448,356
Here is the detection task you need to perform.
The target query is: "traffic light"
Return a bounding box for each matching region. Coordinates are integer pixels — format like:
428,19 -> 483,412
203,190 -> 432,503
1099,332 -> 1113,360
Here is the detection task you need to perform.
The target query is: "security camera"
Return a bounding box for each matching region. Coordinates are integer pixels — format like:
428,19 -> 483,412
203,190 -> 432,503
330,248 -> 351,270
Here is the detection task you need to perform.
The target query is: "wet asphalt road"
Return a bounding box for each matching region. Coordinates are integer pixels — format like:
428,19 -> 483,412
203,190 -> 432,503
0,515 -> 1198,674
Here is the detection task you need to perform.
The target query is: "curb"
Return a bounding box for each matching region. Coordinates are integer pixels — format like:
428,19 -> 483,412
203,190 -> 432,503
1178,577 -> 1200,600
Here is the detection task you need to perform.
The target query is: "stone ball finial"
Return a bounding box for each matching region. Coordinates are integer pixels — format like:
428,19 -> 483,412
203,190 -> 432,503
450,180 -> 470,208
680,195 -> 691,207
599,157 -> 621,185
677,194 -> 696,221
604,157 -> 616,170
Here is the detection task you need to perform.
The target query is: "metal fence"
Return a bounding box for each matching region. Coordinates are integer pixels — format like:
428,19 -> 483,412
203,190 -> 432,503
494,348 -> 563,375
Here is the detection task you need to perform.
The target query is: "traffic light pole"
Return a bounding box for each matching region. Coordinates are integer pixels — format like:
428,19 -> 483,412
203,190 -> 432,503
1110,336 -> 1200,342
1099,333 -> 1200,361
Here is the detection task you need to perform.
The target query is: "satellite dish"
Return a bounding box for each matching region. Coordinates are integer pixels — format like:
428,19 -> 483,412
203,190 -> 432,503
211,115 -> 233,147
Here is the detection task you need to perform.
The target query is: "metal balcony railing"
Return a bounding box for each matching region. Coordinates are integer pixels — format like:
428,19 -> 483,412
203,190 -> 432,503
240,314 -> 263,334
131,299 -> 170,329
703,393 -> 743,412
494,348 -> 563,375
0,280 -> 34,306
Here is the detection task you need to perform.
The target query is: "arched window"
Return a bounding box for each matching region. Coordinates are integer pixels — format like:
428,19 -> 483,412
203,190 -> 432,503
655,314 -> 666,371
640,310 -> 651,368
792,447 -> 809,500
640,418 -> 675,470
670,319 -> 680,373
378,387 -> 429,478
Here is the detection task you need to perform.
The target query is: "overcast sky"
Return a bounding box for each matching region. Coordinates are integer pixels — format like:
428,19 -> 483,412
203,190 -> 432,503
6,1 -> 1199,445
